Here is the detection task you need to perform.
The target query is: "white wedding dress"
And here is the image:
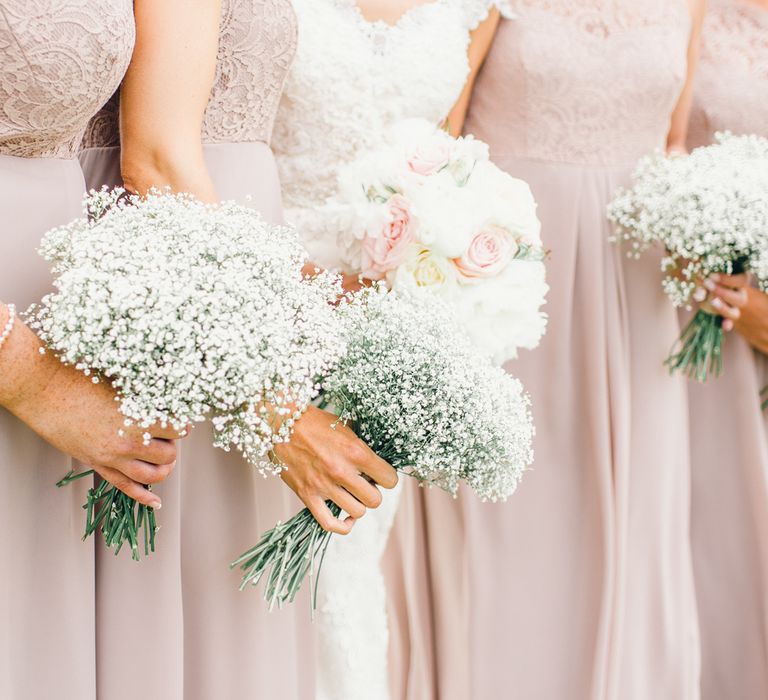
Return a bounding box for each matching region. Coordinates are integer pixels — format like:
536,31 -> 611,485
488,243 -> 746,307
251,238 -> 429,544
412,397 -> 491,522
271,2 -> 507,698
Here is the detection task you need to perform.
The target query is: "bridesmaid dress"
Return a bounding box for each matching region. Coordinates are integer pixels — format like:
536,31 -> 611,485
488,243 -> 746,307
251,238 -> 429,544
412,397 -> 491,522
685,2 -> 768,698
270,2 -> 503,698
79,4 -> 314,700
429,2 -> 701,699
0,2 -> 135,698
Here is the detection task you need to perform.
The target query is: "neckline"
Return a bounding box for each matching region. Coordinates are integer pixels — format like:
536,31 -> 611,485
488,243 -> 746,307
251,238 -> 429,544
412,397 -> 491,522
340,0 -> 444,31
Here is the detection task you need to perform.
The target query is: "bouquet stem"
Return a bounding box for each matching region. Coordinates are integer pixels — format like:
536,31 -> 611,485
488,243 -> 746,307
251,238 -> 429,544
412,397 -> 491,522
57,470 -> 157,560
665,309 -> 724,383
231,500 -> 340,611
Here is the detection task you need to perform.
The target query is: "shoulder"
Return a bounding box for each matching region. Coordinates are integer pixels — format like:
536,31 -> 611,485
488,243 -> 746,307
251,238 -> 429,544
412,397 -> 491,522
452,0 -> 514,31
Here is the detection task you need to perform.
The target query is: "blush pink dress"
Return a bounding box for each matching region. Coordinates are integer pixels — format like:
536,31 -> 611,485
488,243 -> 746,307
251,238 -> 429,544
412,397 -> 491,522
79,3 -> 314,699
419,3 -> 700,699
0,2 -> 135,698
685,2 -> 768,698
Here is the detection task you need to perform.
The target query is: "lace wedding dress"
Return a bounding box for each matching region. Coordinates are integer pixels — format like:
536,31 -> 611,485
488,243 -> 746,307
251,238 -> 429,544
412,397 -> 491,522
271,2 -> 505,698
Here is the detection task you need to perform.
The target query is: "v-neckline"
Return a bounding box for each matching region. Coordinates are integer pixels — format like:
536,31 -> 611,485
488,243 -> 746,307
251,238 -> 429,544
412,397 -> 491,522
341,0 -> 443,31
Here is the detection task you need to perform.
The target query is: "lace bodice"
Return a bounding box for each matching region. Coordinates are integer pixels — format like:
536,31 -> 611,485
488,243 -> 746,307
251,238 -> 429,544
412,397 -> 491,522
271,0 -> 504,261
0,0 -> 134,159
465,0 -> 692,166
688,0 -> 768,147
82,0 -> 297,150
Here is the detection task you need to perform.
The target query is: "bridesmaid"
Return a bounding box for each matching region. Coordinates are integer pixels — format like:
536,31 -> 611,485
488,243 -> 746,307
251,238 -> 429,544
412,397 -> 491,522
79,2 -> 398,698
424,2 -> 705,698
684,1 -> 768,697
0,3 -> 182,698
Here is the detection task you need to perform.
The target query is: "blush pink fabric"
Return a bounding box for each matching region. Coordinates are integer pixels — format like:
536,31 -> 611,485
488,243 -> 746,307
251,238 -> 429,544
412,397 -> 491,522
685,2 -> 768,698
79,3 -> 316,699
387,3 -> 702,699
0,2 -> 135,698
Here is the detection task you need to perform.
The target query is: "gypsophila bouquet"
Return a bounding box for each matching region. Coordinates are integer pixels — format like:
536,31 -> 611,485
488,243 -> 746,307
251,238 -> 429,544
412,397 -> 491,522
329,118 -> 548,364
232,285 -> 534,608
28,188 -> 345,559
608,133 -> 768,381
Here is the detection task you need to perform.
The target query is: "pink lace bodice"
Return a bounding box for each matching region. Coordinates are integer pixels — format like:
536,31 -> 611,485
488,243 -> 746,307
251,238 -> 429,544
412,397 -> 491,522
688,0 -> 768,147
466,0 -> 692,166
0,0 -> 134,159
82,0 -> 297,150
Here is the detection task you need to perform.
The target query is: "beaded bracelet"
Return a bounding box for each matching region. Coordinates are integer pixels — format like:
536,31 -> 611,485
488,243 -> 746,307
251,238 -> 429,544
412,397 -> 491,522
0,303 -> 17,353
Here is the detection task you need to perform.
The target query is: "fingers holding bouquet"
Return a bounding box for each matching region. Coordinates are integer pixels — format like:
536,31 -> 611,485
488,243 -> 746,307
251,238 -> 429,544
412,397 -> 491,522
275,405 -> 397,535
703,273 -> 750,331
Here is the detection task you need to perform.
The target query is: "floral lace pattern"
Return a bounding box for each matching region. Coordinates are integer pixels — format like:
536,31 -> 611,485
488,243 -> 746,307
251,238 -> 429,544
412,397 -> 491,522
271,0 -> 504,268
468,0 -> 691,165
82,0 -> 297,150
688,0 -> 768,147
271,3 -> 503,697
0,0 -> 134,159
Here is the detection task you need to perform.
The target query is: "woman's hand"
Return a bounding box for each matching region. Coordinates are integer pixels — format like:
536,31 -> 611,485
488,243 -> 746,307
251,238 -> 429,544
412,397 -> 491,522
706,273 -> 768,354
274,406 -> 398,535
0,318 -> 181,508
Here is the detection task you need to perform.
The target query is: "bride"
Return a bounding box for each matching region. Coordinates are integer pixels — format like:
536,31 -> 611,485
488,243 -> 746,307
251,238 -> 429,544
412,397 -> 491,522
271,1 -> 506,698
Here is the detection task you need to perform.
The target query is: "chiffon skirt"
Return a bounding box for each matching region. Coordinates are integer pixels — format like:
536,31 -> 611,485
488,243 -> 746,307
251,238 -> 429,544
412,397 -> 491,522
79,142 -> 315,700
686,326 -> 768,700
387,157 -> 700,700
0,154 -> 96,699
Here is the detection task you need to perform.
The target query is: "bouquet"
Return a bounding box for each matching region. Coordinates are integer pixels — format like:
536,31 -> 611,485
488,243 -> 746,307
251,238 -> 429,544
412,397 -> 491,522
28,189 -> 345,559
232,285 -> 534,608
330,118 -> 548,364
608,133 -> 768,381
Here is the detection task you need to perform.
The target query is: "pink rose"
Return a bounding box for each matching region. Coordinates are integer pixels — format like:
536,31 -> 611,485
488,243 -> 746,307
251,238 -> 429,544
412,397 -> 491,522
453,225 -> 518,280
407,141 -> 451,176
361,194 -> 417,279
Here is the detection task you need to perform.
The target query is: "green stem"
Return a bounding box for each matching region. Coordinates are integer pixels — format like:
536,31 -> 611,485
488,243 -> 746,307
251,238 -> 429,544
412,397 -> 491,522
57,471 -> 158,560
665,309 -> 724,383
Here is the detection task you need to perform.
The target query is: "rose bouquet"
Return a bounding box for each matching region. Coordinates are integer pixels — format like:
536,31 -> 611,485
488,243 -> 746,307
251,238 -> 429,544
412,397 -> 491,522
608,133 -> 768,381
232,285 -> 534,608
329,118 -> 548,364
28,189 -> 345,559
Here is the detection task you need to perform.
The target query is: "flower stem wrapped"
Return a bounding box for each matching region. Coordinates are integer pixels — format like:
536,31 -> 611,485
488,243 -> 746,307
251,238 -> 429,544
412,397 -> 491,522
233,286 -> 534,607
29,189 -> 346,558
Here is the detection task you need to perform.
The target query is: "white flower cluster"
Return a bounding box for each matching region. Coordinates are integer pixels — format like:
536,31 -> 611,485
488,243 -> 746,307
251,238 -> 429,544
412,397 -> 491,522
322,286 -> 534,501
29,189 -> 345,470
331,118 -> 549,364
608,132 -> 768,308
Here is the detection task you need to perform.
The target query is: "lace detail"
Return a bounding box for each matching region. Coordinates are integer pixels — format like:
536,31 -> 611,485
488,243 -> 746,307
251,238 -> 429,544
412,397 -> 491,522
202,0 -> 297,144
315,482 -> 404,700
465,0 -> 691,165
272,0 -> 503,269
0,0 -> 134,159
82,0 -> 297,151
688,0 -> 768,147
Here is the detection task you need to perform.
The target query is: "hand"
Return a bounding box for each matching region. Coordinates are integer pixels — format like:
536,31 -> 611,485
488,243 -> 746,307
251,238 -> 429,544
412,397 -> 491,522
274,406 -> 398,535
706,273 -> 768,354
341,272 -> 369,294
702,273 -> 749,333
0,319 -> 182,508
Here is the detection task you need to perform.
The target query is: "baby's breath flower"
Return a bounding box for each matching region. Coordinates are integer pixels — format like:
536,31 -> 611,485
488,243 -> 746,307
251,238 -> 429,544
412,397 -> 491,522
607,133 -> 768,381
29,188 -> 346,557
232,285 -> 534,608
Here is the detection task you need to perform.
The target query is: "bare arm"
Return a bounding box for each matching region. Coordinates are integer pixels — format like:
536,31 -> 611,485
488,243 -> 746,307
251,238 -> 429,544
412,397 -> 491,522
120,0 -> 222,201
666,0 -> 706,153
445,8 -> 500,137
0,302 -> 180,507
